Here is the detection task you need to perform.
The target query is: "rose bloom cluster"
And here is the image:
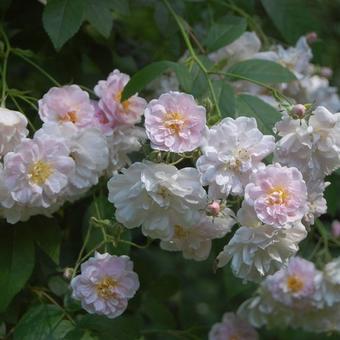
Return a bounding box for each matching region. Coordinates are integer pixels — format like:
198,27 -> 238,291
0,70 -> 146,223
1,32 -> 340,337
238,256 -> 340,333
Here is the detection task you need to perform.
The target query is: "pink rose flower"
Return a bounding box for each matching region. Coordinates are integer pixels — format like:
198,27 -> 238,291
71,252 -> 139,319
3,134 -> 75,208
264,257 -> 323,309
144,91 -> 206,152
209,312 -> 258,340
38,85 -> 95,128
245,164 -> 308,226
94,69 -> 146,131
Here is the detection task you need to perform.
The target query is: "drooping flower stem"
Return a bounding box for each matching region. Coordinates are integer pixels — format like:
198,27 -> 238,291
162,0 -> 222,119
12,51 -> 61,87
0,26 -> 10,107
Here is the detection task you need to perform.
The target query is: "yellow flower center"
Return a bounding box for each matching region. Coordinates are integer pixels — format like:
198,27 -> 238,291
230,335 -> 240,340
61,110 -> 78,123
114,91 -> 130,111
174,224 -> 189,239
28,160 -> 53,185
266,187 -> 289,206
163,111 -> 185,135
96,276 -> 118,300
287,275 -> 304,293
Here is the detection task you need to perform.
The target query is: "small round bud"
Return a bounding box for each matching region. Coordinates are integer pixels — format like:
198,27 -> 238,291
290,104 -> 306,119
63,267 -> 74,280
320,67 -> 333,79
305,32 -> 318,43
332,220 -> 340,238
207,201 -> 221,216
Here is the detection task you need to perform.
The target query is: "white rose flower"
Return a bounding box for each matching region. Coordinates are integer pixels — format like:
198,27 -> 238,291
255,36 -> 312,79
216,204 -> 307,282
303,178 -> 329,226
322,257 -> 340,307
106,125 -> 146,174
197,117 -> 275,199
292,75 -> 340,112
308,106 -> 340,175
0,108 -> 28,157
160,208 -> 235,261
209,32 -> 261,67
108,162 -> 207,240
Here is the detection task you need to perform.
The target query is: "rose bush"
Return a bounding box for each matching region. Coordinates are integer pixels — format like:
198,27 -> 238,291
1,1 -> 340,339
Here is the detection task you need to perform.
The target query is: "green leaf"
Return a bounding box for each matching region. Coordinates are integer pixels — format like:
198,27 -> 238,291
84,0 -> 113,38
75,314 -> 141,339
141,295 -> 176,329
0,225 -> 35,312
48,276 -> 69,297
122,61 -> 190,100
236,94 -> 280,134
42,0 -> 85,50
204,16 -> 247,51
261,0 -> 320,44
228,59 -> 297,84
107,0 -> 130,15
14,304 -> 74,340
31,217 -> 61,264
213,80 -> 236,118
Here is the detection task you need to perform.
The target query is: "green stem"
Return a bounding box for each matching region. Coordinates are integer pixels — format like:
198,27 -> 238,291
71,221 -> 94,279
93,196 -> 108,252
162,0 -> 222,118
13,51 -> 61,87
208,70 -> 293,105
0,27 -> 10,107
9,95 -> 36,131
31,288 -> 76,325
118,238 -> 153,249
315,219 -> 332,262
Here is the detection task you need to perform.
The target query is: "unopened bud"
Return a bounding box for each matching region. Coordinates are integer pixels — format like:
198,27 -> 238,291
290,104 -> 306,119
207,201 -> 221,216
320,67 -> 333,79
63,268 -> 74,280
332,220 -> 340,238
306,32 -> 318,43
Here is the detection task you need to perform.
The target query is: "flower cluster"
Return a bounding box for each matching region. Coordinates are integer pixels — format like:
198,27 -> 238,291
0,71 -> 146,223
2,22 -> 340,336
239,256 -> 340,333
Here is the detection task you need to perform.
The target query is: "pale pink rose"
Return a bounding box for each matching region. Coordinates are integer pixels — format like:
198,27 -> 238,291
3,134 -> 75,208
38,85 -> 95,127
94,69 -> 146,131
332,220 -> 340,238
144,91 -> 206,152
264,257 -> 323,309
209,312 -> 258,340
71,252 -> 139,319
245,164 -> 308,226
